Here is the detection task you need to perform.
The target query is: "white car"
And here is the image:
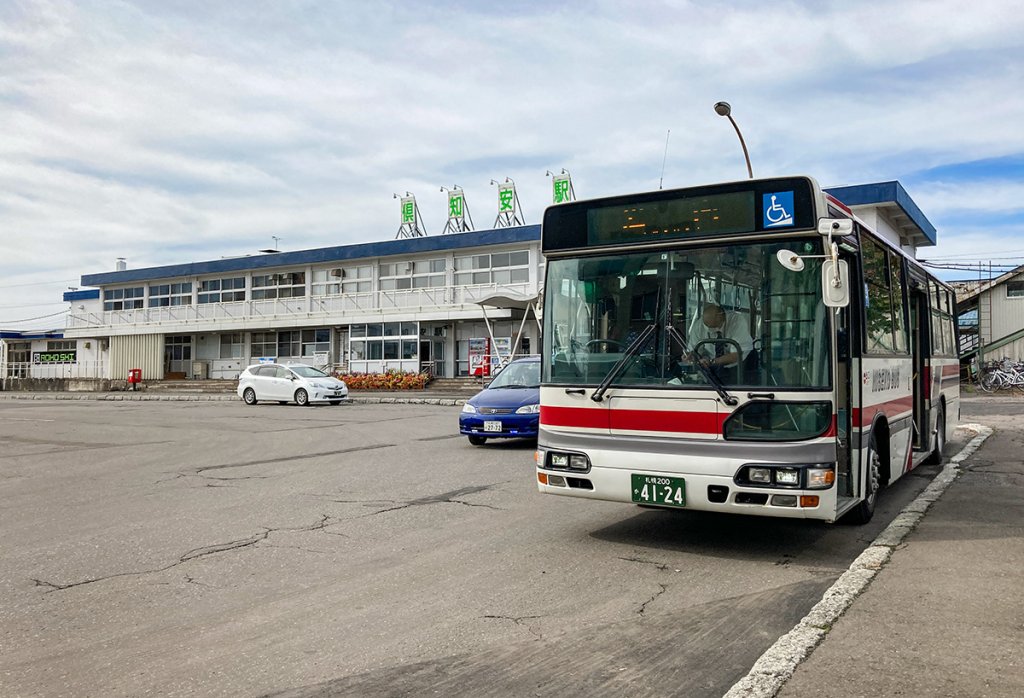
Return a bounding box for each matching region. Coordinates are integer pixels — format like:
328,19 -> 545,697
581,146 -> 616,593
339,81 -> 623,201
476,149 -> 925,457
237,363 -> 349,406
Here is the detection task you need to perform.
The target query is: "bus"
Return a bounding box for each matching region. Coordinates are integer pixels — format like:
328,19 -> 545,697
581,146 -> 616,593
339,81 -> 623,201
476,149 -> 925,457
535,176 -> 959,524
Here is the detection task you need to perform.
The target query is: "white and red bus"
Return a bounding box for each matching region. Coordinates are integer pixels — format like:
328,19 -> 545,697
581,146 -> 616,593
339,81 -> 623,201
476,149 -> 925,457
536,176 -> 959,523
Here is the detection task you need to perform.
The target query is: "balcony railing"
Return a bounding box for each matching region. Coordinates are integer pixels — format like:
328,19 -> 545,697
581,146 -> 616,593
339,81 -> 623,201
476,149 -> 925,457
66,283 -> 536,331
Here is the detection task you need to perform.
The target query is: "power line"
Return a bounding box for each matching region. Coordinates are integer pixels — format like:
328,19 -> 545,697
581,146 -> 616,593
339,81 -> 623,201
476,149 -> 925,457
0,278 -> 79,290
0,302 -> 66,310
0,310 -> 68,325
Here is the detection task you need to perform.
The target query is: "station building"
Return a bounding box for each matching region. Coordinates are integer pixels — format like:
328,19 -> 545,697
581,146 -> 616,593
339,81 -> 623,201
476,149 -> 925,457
49,225 -> 544,382
0,180 -> 939,386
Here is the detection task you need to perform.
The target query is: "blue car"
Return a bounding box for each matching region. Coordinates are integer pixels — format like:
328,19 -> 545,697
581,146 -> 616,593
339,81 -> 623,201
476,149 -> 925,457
459,357 -> 540,446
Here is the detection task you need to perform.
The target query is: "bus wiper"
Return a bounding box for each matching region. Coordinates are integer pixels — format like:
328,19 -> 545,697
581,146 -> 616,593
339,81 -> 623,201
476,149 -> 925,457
590,323 -> 657,403
666,326 -> 738,406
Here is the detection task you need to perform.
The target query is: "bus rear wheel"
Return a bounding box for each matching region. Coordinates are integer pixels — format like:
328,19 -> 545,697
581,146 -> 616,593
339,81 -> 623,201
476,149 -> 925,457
844,432 -> 882,525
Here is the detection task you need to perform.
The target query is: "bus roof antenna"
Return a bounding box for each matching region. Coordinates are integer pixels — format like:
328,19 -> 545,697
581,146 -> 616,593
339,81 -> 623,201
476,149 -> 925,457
659,129 -> 671,190
714,101 -> 753,179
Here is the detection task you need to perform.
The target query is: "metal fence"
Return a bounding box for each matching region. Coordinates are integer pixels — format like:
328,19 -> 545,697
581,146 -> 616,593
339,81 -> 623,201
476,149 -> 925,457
3,361 -> 108,379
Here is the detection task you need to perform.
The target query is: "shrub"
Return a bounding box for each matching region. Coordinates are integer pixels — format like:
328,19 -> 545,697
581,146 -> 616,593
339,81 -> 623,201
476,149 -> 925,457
333,369 -> 430,390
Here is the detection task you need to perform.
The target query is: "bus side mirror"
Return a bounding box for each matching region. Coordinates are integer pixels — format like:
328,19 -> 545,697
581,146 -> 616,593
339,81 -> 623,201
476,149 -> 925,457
817,218 -> 853,236
822,259 -> 850,307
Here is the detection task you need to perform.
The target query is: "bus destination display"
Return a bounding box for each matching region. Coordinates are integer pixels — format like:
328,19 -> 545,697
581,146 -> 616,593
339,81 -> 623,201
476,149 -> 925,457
587,191 -> 755,246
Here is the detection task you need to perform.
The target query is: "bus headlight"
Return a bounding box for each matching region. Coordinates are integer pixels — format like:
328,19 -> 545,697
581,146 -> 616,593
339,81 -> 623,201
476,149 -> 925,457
775,468 -> 800,486
748,467 -> 772,484
806,467 -> 836,489
544,451 -> 591,472
735,463 -> 836,490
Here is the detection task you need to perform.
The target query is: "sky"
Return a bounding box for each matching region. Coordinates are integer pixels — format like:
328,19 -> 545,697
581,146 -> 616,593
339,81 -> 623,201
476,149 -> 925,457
2,0 -> 1023,330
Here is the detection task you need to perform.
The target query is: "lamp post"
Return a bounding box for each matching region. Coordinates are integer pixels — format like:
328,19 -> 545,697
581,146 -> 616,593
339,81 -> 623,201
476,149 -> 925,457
714,101 -> 753,179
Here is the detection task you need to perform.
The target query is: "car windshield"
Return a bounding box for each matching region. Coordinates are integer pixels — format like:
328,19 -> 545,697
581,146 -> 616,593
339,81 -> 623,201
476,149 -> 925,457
542,239 -> 832,389
289,365 -> 330,378
488,361 -> 541,389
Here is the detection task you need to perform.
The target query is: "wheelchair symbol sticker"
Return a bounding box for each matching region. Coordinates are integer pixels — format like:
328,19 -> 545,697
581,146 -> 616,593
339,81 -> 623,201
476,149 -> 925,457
763,191 -> 794,228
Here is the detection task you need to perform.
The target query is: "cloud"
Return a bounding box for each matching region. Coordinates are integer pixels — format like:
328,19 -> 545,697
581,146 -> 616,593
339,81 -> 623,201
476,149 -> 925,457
1,0 -> 1023,326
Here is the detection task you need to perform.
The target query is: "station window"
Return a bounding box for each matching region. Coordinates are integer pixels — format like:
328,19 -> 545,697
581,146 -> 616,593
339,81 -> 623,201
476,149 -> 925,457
1006,280 -> 1024,298
252,272 -> 305,300
251,331 -> 277,358
47,340 -> 76,351
312,266 -> 371,296
198,277 -> 245,304
103,287 -> 144,311
149,282 -> 193,307
379,258 -> 445,290
301,329 -> 330,356
220,333 -> 243,359
454,250 -> 530,286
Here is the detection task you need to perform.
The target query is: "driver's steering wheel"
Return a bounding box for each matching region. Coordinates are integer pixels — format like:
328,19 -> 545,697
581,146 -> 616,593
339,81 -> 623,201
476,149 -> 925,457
585,339 -> 627,353
692,338 -> 742,383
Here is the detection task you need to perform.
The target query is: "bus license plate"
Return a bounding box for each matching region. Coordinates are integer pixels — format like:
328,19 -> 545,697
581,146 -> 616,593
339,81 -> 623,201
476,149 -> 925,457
631,474 -> 686,507
483,421 -> 503,432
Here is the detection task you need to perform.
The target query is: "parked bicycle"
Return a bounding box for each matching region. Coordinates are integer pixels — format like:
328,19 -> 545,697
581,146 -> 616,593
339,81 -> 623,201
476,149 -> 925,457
977,357 -> 1024,393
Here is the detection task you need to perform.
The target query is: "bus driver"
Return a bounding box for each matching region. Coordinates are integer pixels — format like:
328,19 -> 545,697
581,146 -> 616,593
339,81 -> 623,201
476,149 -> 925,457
685,304 -> 753,373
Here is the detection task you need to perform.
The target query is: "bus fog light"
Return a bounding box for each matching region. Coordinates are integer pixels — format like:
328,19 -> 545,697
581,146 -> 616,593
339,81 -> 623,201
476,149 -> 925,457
806,467 -> 835,489
547,474 -> 567,487
550,453 -> 569,468
748,467 -> 771,484
569,454 -> 590,470
775,469 -> 800,486
771,495 -> 798,507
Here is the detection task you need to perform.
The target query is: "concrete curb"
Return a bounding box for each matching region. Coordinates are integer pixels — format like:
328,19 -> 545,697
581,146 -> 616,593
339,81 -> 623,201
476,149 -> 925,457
0,393 -> 466,406
723,423 -> 994,698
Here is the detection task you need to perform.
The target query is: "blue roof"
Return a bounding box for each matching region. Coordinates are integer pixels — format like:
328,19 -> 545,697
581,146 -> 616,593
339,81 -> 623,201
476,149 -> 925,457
82,225 -> 542,286
824,181 -> 936,245
1,330 -> 64,340
63,289 -> 100,302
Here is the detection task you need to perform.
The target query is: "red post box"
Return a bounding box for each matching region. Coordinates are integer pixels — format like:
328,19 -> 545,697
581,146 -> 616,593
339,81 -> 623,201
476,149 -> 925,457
128,368 -> 142,390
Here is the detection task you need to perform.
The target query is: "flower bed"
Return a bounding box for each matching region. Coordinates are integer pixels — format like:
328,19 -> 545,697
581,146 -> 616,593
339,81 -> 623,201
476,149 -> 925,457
333,369 -> 430,390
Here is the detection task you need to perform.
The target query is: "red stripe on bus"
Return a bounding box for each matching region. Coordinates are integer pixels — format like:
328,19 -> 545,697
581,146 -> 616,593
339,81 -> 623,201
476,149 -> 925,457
853,395 -> 915,426
541,406 -> 725,434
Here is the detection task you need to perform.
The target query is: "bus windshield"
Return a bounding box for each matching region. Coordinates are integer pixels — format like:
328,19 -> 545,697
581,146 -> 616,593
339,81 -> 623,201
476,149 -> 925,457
543,239 -> 831,390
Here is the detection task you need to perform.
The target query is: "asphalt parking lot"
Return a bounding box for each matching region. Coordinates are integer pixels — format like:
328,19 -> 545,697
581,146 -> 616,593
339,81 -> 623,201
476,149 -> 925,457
0,399 -> 967,697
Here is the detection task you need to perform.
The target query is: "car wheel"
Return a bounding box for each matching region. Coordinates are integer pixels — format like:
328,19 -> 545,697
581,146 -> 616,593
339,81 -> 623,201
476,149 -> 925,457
844,431 -> 881,525
468,435 -> 487,446
925,406 -> 945,465
294,389 -> 310,406
242,387 -> 257,405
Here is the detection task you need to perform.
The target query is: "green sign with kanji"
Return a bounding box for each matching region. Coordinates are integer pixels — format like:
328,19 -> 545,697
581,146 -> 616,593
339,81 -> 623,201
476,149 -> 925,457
401,197 -> 416,224
448,192 -> 464,219
553,175 -> 571,204
498,184 -> 515,212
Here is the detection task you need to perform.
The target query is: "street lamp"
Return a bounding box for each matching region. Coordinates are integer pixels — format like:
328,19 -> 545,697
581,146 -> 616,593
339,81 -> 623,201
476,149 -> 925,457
714,101 -> 753,179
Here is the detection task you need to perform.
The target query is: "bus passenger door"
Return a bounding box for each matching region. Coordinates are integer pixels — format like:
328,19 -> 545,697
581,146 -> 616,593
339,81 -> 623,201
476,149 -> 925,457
835,302 -> 854,501
910,285 -> 928,452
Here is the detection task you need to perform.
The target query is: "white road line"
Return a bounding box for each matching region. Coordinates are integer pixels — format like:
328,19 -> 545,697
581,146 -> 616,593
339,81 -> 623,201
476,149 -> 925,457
723,423 -> 994,698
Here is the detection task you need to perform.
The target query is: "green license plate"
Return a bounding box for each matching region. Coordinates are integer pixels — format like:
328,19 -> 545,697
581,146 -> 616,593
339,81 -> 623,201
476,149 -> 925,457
631,474 -> 686,507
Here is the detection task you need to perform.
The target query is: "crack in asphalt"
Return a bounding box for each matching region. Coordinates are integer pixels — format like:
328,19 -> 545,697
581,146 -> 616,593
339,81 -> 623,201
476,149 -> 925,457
637,583 -> 669,616
482,614 -> 545,640
192,444 -> 396,473
31,514 -> 335,593
353,485 -> 507,516
618,555 -> 672,571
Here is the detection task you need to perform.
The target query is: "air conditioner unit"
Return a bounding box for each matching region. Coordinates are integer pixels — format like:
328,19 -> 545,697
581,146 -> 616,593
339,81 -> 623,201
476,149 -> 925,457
330,268 -> 344,278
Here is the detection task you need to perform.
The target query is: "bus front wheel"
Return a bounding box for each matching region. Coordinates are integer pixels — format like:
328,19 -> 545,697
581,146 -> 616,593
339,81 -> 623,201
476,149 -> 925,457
844,432 -> 882,525
924,407 -> 945,465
